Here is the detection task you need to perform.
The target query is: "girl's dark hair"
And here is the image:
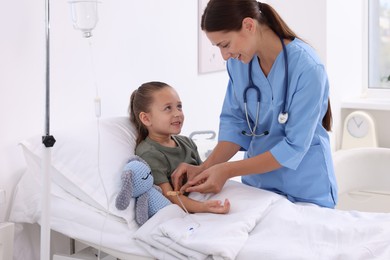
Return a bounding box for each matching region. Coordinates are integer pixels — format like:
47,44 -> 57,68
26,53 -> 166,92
200,0 -> 332,131
129,81 -> 170,145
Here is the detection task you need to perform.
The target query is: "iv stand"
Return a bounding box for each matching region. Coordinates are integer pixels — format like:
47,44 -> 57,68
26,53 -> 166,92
41,1 -> 98,257
42,0 -> 56,259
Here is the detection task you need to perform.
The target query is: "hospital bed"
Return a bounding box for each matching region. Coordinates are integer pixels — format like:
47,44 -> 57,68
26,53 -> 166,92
9,117 -> 390,259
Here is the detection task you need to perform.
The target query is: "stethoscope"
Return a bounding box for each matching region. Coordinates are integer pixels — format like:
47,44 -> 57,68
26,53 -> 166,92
242,36 -> 289,137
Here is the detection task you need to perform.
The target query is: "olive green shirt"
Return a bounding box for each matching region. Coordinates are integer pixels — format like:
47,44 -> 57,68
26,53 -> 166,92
135,135 -> 202,185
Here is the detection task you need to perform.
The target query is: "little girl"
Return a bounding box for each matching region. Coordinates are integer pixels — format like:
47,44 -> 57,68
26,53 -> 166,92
129,81 -> 230,214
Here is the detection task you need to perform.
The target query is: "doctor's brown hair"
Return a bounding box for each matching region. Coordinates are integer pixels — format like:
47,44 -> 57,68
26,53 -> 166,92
129,81 -> 171,146
201,0 -> 332,131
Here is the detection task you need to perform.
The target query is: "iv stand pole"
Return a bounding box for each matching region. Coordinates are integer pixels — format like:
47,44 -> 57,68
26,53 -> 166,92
42,0 -> 56,259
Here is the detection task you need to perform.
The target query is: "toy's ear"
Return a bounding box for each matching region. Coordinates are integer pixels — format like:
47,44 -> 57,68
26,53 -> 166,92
115,169 -> 134,210
135,192 -> 149,226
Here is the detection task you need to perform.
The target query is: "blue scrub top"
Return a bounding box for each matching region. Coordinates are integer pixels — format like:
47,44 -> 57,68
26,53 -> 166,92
219,38 -> 338,208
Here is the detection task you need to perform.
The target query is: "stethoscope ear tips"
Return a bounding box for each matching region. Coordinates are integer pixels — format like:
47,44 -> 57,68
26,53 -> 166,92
278,112 -> 288,124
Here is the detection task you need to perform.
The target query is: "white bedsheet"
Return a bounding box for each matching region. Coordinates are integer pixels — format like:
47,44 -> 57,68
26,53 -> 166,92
134,181 -> 283,259
134,181 -> 390,260
9,170 -> 390,260
238,199 -> 390,259
9,169 -> 150,259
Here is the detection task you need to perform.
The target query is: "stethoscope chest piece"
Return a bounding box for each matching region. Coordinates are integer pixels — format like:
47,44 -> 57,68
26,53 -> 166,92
278,112 -> 288,124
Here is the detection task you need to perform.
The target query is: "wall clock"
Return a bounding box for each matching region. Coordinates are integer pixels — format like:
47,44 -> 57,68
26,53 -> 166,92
346,113 -> 369,138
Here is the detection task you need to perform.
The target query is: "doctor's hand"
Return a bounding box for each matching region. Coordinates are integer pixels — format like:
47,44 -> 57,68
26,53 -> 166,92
171,163 -> 203,191
180,163 -> 230,194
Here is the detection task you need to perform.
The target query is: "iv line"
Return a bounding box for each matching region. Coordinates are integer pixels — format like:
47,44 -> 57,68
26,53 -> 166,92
88,38 -> 101,118
172,192 -> 201,228
87,37 -> 107,260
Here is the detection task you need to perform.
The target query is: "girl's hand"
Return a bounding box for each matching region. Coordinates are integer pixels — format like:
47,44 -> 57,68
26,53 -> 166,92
203,199 -> 230,214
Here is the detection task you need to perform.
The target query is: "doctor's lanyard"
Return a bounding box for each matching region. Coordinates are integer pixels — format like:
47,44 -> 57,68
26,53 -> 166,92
242,36 -> 289,137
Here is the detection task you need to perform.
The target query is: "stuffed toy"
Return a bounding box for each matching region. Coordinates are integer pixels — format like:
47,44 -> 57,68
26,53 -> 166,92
115,155 -> 171,226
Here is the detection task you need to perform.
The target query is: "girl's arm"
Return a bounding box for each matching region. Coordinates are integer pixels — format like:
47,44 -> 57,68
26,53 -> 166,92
159,182 -> 230,214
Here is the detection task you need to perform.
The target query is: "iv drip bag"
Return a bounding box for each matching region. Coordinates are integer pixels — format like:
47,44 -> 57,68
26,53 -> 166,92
69,0 -> 99,38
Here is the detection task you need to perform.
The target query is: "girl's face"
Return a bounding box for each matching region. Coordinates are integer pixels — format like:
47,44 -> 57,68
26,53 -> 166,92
141,87 -> 184,138
205,18 -> 257,64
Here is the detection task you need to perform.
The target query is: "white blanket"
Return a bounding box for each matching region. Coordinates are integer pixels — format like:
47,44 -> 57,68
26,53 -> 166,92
135,180 -> 390,260
134,180 -> 284,260
238,198 -> 390,259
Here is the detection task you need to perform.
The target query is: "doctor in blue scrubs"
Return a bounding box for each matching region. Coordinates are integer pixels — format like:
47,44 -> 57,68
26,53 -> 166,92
172,0 -> 338,208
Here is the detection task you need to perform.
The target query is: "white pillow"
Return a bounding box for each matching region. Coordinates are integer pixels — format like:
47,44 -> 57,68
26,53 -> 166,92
19,116 -> 137,224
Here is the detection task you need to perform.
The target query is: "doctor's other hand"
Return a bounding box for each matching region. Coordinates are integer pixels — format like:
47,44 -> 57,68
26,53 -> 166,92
181,163 -> 230,194
171,163 -> 203,191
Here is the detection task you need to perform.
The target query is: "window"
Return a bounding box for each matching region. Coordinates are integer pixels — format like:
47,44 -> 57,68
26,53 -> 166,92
368,0 -> 390,89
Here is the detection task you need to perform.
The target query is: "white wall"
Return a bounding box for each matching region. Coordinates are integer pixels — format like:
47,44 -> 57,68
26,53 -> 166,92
0,0 -> 231,222
326,0 -> 366,149
1,0 -> 370,225
268,0 -> 327,64
0,0 -> 46,221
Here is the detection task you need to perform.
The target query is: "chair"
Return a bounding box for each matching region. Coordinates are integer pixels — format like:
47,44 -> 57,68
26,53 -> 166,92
333,147 -> 390,213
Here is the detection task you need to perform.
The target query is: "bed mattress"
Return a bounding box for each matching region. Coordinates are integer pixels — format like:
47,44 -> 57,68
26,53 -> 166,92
9,169 -> 390,260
